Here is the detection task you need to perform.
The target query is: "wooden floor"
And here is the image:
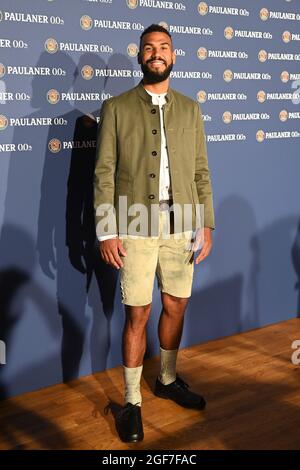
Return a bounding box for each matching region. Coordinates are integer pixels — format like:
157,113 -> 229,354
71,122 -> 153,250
0,319 -> 300,450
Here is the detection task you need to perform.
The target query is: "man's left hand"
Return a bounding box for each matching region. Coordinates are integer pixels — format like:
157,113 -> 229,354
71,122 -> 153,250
195,227 -> 213,265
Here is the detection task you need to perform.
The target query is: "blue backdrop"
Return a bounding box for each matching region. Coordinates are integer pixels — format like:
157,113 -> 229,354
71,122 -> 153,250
0,0 -> 300,398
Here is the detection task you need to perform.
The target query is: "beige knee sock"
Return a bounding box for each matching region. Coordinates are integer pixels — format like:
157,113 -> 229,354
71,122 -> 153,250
123,365 -> 143,407
159,347 -> 178,385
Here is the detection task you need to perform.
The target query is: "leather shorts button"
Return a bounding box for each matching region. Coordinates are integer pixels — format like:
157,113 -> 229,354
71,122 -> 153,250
152,129 -> 157,135
149,194 -> 155,199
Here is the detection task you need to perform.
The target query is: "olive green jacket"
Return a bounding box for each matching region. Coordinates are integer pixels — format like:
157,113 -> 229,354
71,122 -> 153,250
94,79 -> 215,237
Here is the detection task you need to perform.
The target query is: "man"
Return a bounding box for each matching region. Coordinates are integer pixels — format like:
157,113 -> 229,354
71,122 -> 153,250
94,24 -> 215,443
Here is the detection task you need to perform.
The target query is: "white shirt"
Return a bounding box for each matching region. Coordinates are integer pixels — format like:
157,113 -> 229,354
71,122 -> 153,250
144,88 -> 172,202
98,87 -> 172,241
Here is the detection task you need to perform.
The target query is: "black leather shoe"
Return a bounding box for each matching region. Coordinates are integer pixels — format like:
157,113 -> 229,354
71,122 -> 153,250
116,403 -> 144,443
154,375 -> 206,410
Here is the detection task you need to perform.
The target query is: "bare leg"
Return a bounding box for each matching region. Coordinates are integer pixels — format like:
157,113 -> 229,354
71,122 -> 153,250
122,303 -> 152,367
158,292 -> 189,350
154,292 -> 206,410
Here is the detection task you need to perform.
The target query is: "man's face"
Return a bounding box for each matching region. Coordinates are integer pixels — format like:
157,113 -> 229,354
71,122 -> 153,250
138,31 -> 176,83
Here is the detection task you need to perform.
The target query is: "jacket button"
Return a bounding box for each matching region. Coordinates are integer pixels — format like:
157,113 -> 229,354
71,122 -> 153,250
152,151 -> 157,156
149,173 -> 156,178
149,194 -> 155,199
151,109 -> 156,114
152,129 -> 157,135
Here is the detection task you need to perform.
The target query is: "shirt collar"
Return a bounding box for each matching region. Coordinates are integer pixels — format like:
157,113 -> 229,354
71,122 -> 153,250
136,78 -> 173,105
144,88 -> 167,97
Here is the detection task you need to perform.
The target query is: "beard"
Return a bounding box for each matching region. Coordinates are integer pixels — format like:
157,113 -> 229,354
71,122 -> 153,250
141,59 -> 173,84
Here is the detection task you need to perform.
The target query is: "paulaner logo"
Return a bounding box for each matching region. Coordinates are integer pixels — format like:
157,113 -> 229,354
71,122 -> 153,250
260,8 -> 300,21
80,15 -> 93,30
222,111 -> 232,124
127,43 -> 138,57
256,129 -> 300,141
257,90 -> 266,103
47,89 -> 60,104
282,31 -> 291,43
0,63 -> 6,78
126,0 -> 138,9
0,340 -> 5,365
198,2 -> 208,15
279,109 -> 288,122
197,47 -> 207,60
258,50 -> 268,62
260,8 -> 269,21
158,21 -> 168,30
45,38 -> 58,53
224,26 -> 234,40
48,138 -> 62,153
281,71 -> 290,83
81,65 -> 94,80
197,90 -> 207,103
223,69 -> 233,82
0,114 -> 8,130
256,130 -> 265,142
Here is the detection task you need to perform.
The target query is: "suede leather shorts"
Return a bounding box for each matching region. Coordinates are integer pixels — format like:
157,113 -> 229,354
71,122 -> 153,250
119,210 -> 194,306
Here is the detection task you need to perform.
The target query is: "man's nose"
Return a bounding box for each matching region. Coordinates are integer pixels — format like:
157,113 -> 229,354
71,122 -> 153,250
151,49 -> 160,57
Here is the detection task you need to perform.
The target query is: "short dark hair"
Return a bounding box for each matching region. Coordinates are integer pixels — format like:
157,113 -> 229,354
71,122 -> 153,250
139,24 -> 172,51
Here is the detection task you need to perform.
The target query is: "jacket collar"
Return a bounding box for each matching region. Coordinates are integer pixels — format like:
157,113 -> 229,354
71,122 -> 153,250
136,78 -> 173,105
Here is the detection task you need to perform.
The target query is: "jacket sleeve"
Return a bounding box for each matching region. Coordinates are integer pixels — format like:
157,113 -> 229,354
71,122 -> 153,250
194,102 -> 215,230
94,98 -> 118,238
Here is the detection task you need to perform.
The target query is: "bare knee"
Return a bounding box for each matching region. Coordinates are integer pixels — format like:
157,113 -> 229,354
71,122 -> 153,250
162,293 -> 189,315
125,303 -> 152,331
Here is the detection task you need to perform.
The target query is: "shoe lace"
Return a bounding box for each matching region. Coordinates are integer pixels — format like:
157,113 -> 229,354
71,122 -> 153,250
118,402 -> 140,418
175,375 -> 189,389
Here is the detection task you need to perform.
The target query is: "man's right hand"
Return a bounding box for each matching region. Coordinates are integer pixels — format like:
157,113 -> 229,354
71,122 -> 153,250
99,237 -> 127,269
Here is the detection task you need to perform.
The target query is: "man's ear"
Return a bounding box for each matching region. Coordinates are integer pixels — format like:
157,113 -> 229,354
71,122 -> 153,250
172,49 -> 176,65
